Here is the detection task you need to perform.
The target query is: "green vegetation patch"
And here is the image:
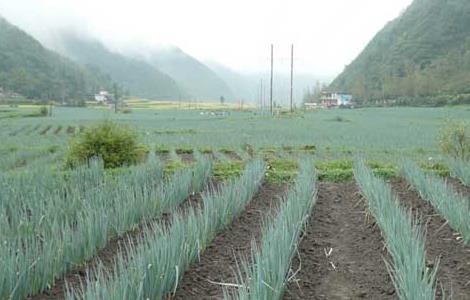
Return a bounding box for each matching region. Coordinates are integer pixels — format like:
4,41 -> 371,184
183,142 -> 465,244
199,147 -> 214,154
65,121 -> 148,169
316,159 -> 398,182
155,144 -> 171,154
213,161 -> 245,180
164,159 -> 188,176
175,146 -> 194,154
419,161 -> 450,177
266,158 -> 298,183
282,144 -> 317,154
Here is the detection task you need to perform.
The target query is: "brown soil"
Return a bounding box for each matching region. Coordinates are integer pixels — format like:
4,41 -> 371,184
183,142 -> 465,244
391,179 -> 470,300
222,151 -> 243,161
283,181 -> 396,300
39,125 -> 52,135
446,176 -> 470,199
29,191 -> 207,300
171,183 -> 288,300
157,152 -> 171,163
66,126 -> 75,135
178,153 -> 195,163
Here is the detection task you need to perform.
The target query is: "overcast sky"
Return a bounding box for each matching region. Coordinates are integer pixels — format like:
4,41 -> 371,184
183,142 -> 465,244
0,0 -> 413,77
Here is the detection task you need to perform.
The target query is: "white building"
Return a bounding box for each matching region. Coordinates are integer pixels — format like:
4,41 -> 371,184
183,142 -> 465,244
94,90 -> 110,103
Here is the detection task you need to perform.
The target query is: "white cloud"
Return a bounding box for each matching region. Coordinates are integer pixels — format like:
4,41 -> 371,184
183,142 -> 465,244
0,0 -> 413,76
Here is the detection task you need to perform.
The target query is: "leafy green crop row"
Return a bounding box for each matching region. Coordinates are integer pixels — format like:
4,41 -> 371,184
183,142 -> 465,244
402,160 -> 470,243
354,160 -> 438,300
227,160 -> 317,300
0,155 -> 211,299
66,159 -> 266,300
447,158 -> 470,186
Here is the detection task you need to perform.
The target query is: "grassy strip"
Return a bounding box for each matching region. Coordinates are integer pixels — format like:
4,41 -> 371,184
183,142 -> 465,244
214,160 -> 245,180
316,159 -> 398,182
447,158 -> 470,186
402,160 -> 470,243
226,160 -> 316,300
0,157 -> 211,299
354,160 -> 437,300
265,158 -> 298,184
66,159 -> 266,299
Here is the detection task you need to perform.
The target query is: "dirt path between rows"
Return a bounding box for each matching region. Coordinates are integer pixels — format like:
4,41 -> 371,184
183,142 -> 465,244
29,185 -> 210,300
391,179 -> 470,300
447,176 -> 470,199
283,181 -> 396,300
171,183 -> 288,300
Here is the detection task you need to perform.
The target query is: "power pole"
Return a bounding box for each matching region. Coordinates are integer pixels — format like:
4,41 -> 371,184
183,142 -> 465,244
113,83 -> 119,113
260,79 -> 263,111
290,44 -> 294,113
270,44 -> 274,115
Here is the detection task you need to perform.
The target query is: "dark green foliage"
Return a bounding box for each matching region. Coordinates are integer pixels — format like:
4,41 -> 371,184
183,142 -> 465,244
330,0 -> 470,104
175,146 -> 193,154
58,34 -> 184,100
65,121 -> 148,168
0,17 -> 113,101
39,106 -> 48,116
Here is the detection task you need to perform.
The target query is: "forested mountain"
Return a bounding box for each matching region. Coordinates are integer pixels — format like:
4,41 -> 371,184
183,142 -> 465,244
330,0 -> 470,105
0,16 -> 112,101
143,47 -> 234,101
57,34 -> 184,100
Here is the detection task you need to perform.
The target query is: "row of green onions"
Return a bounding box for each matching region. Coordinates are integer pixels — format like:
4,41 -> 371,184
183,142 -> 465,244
447,158 -> 470,187
354,159 -> 438,300
0,154 -> 211,299
401,159 -> 470,243
65,159 -> 266,300
226,160 -> 317,300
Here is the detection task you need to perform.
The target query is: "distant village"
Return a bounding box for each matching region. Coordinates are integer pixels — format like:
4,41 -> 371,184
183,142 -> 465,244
304,91 -> 355,109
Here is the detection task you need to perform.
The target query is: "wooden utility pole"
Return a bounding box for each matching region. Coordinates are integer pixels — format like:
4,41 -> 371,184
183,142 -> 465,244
270,44 -> 274,115
290,44 -> 294,113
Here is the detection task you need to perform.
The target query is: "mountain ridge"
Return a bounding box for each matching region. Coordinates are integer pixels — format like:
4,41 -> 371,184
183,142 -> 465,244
0,16 -> 112,102
329,0 -> 470,104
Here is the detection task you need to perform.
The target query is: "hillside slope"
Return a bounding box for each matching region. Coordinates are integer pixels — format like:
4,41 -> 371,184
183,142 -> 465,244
0,17 -> 112,101
330,0 -> 470,104
144,47 -> 234,101
58,34 -> 184,100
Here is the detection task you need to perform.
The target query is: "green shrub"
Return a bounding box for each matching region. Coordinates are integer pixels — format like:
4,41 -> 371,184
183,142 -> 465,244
65,121 -> 148,169
438,120 -> 470,161
39,106 -> 48,116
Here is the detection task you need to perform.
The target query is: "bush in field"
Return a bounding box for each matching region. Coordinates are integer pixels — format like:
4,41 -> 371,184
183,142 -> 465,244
39,106 -> 48,116
438,120 -> 470,161
65,121 -> 148,168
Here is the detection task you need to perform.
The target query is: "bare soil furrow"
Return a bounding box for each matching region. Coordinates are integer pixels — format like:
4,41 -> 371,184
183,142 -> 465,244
283,181 -> 395,300
171,183 -> 288,300
447,176 -> 470,199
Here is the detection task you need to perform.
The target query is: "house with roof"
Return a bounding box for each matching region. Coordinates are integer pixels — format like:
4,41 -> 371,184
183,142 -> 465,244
320,92 -> 353,108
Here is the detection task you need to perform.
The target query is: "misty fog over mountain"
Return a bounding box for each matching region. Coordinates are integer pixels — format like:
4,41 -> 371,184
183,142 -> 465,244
0,0 -> 413,103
